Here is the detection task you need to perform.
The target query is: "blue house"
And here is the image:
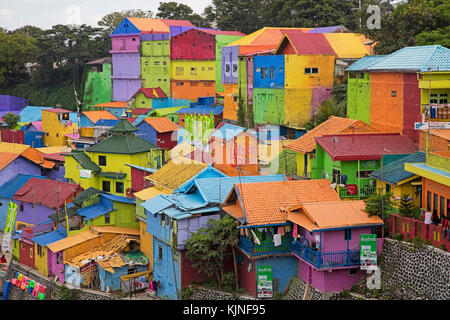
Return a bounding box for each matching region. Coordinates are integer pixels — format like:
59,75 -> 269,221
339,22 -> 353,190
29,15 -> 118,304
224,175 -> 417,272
0,174 -> 46,231
22,122 -> 45,148
19,106 -> 52,123
253,55 -> 285,89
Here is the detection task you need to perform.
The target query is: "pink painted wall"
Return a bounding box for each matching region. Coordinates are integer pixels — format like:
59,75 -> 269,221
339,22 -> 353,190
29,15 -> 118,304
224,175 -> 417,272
111,35 -> 140,53
320,227 -> 374,252
246,59 -> 254,105
311,86 -> 333,115
48,250 -> 65,282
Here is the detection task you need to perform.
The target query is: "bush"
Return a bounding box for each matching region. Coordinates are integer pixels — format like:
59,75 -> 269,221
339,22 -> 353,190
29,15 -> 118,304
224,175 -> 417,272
393,233 -> 404,241
439,244 -> 447,252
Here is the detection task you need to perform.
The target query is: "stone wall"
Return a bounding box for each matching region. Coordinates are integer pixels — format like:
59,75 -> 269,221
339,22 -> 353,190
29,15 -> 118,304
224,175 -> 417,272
4,260 -> 117,300
380,238 -> 450,300
283,277 -> 342,300
185,285 -> 256,300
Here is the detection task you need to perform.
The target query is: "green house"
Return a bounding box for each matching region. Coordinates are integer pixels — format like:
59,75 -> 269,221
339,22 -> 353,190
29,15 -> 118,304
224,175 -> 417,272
312,133 -> 418,199
83,57 -> 113,109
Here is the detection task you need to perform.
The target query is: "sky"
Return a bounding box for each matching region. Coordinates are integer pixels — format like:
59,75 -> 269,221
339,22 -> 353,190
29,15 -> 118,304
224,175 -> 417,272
0,0 -> 212,31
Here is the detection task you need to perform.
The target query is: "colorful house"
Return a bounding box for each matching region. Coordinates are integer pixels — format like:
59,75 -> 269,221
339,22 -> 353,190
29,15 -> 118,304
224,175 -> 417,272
79,111 -> 118,128
32,224 -> 67,277
369,152 -> 426,208
313,133 -> 419,199
41,108 -> 79,147
288,200 -> 384,292
419,129 -> 450,153
83,57 -> 113,108
176,106 -> 223,128
22,121 -> 45,148
347,45 -> 450,143
222,179 -> 340,297
92,101 -> 129,118
285,116 -> 378,178
130,87 -> 168,110
135,117 -> 180,150
19,106 -> 52,123
64,119 -> 165,197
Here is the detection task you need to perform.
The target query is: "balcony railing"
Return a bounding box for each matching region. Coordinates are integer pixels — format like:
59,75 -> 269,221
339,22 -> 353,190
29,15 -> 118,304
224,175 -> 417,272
422,103 -> 450,122
338,186 -> 377,199
238,236 -> 291,256
291,240 -> 360,269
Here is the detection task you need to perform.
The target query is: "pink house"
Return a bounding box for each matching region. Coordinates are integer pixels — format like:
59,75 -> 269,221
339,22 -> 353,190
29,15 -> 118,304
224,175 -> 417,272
288,200 -> 384,292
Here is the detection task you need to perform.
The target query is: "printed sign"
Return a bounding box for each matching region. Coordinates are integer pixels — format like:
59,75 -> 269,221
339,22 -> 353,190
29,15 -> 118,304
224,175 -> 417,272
80,260 -> 97,284
360,234 -> 377,271
2,202 -> 17,252
257,266 -> 273,298
414,122 -> 450,130
80,169 -> 92,179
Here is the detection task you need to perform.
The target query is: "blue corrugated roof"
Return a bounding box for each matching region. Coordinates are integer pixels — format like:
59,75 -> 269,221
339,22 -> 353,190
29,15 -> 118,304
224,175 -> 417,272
32,224 -> 67,246
369,152 -> 426,185
166,192 -> 208,210
125,164 -> 157,174
77,202 -> 115,221
345,55 -> 387,71
141,194 -> 173,215
364,45 -> 450,72
0,174 -> 46,199
101,193 -> 136,204
176,106 -> 223,115
406,163 -> 450,179
175,166 -> 227,193
194,174 -> 285,203
19,106 -> 52,123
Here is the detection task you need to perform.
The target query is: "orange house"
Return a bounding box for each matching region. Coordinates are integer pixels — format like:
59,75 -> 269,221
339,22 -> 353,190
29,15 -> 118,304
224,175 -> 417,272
170,80 -> 216,101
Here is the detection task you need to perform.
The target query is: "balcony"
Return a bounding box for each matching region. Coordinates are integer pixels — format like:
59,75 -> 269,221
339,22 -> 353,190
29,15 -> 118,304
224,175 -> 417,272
290,240 -> 360,269
238,236 -> 291,256
338,185 -> 377,199
422,104 -> 450,122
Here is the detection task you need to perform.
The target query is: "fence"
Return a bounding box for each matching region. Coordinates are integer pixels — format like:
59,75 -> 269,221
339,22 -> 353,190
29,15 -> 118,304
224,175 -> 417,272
238,236 -> 291,256
338,186 -> 377,199
389,213 -> 450,251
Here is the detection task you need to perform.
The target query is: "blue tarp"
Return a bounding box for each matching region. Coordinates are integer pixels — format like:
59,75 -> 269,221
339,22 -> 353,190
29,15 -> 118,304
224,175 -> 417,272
77,203 -> 115,221
32,224 -> 67,247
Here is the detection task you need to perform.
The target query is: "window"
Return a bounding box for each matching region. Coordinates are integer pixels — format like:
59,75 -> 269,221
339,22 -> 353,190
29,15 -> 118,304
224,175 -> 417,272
190,82 -> 199,87
115,181 -> 124,194
332,169 -> 341,184
344,229 -> 352,241
260,67 -> 267,79
270,66 -> 275,79
176,67 -> 184,75
208,67 -> 213,71
357,170 -> 373,178
386,184 -> 391,193
62,113 -> 69,121
21,242 -> 25,249
57,254 -> 63,264
433,193 -> 438,214
105,213 -> 110,224
102,180 -> 111,193
30,248 -> 33,258
305,68 -> 318,74
132,38 -> 136,41
158,246 -> 163,260
440,196 -> 445,217
37,245 -> 42,257
56,134 -> 59,138
176,82 -> 184,86
98,155 -> 107,166
20,204 -> 24,212
127,267 -> 138,275
204,82 -> 213,87
154,61 -> 160,65
427,191 -> 431,211
225,64 -> 230,73
190,67 -> 198,75
0,202 -> 2,207
391,90 -> 397,97
440,93 -> 448,104
233,64 -> 238,73
349,72 -> 356,78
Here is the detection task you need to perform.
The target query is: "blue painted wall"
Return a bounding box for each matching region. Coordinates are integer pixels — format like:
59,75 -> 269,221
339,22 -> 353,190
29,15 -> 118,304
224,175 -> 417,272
24,131 -> 44,148
152,237 -> 181,299
152,98 -> 191,109
136,121 -> 157,145
255,255 -> 298,294
79,114 -> 95,127
98,264 -> 148,291
254,55 -> 285,89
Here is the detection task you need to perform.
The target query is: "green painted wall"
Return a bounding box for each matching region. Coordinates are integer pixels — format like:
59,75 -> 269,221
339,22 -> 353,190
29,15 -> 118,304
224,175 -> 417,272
216,35 -> 244,93
253,88 -> 285,125
141,56 -> 171,96
132,91 -> 153,109
347,72 -> 371,124
86,201 -> 138,229
83,64 -> 112,108
141,40 -> 170,57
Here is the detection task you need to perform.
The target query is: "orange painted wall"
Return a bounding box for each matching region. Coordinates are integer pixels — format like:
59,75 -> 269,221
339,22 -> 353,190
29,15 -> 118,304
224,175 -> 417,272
223,83 -> 239,121
369,73 -> 404,134
170,80 -> 215,101
419,131 -> 450,152
422,177 -> 450,218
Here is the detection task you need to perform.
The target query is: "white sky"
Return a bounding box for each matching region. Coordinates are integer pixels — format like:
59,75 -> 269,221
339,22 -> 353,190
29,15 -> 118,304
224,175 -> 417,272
0,0 -> 212,31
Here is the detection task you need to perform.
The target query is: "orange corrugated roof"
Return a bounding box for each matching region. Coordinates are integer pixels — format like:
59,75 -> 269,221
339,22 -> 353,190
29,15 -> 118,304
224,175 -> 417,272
0,152 -> 20,171
47,229 -> 101,253
323,33 -> 369,59
93,101 -> 128,108
224,179 -> 340,226
222,204 -> 245,220
134,187 -> 170,201
227,27 -> 311,47
284,116 -> 378,153
21,148 -> 55,169
128,17 -> 193,33
144,117 -> 180,133
287,201 -> 383,231
82,111 -> 118,124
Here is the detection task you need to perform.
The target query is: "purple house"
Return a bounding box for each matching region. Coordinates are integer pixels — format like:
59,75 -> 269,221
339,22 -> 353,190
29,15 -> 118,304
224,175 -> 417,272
13,178 -> 82,230
288,200 -> 384,292
0,152 -> 42,187
222,46 -> 240,84
0,95 -> 29,111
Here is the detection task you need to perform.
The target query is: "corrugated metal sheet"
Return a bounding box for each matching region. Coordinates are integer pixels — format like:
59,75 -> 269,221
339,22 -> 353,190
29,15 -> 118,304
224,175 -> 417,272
0,174 -> 46,199
323,33 -> 369,59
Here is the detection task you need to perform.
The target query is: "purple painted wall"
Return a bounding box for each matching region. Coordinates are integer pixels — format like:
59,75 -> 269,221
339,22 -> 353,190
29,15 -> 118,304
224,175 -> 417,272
0,157 -> 41,187
112,53 -> 140,78
112,79 -> 142,102
48,249 -> 65,282
141,33 -> 170,41
0,95 -> 29,111
46,166 -> 67,181
247,58 -> 254,105
110,35 -> 140,53
15,202 -> 53,228
222,46 -> 239,84
311,86 -> 333,115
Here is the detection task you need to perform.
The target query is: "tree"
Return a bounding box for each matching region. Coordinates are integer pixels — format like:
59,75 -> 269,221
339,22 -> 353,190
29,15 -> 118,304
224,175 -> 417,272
365,192 -> 394,219
2,113 -> 20,129
156,2 -> 211,27
98,9 -> 154,33
184,215 -> 239,288
416,26 -> 450,47
398,194 -> 416,218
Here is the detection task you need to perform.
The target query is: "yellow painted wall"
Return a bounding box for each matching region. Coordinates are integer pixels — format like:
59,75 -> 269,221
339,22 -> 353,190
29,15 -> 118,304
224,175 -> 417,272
139,221 -> 153,271
64,155 -> 99,190
419,72 -> 450,91
42,111 -> 78,147
284,87 -> 314,128
376,179 -> 421,208
132,91 -> 153,109
34,244 -> 48,276
284,55 -> 335,89
171,60 -> 216,81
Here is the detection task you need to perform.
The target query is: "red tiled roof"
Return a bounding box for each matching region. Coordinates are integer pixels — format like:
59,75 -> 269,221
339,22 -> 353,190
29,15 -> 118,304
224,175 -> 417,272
14,178 -> 81,209
43,153 -> 65,162
224,179 -> 340,226
315,133 -> 418,161
131,108 -> 152,115
144,117 -> 179,133
276,31 -> 337,56
126,117 -> 138,124
132,87 -> 167,99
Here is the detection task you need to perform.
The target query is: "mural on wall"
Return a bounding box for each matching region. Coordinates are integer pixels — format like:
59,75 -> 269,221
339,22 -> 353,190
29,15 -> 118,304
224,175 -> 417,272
11,272 -> 47,300
184,112 -> 215,148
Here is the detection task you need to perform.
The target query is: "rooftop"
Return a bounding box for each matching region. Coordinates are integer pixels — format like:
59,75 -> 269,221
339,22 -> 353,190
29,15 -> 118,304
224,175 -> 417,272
275,31 -> 337,56
370,152 -> 426,185
143,117 -> 180,133
0,174 -> 46,199
93,101 -> 128,108
82,111 -> 118,124
132,87 -> 167,99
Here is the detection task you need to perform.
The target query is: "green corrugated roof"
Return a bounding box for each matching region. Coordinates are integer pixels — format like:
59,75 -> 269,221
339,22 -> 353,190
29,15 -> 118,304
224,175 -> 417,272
110,118 -> 139,133
72,187 -> 101,206
86,134 -> 158,154
370,152 -> 426,185
97,172 -> 127,179
70,150 -> 101,173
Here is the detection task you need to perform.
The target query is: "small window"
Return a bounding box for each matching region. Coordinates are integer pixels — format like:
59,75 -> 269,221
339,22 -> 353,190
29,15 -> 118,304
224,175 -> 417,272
358,72 -> 364,79
105,213 -> 110,224
30,248 -> 33,258
132,38 -> 136,41
0,202 -> 2,207
56,133 -> 59,138
191,67 -> 198,75
261,67 -> 267,79
311,68 -> 319,74
391,90 -> 397,97
357,170 -> 373,178
233,64 -> 238,73
176,67 -> 184,75
62,113 -> 69,120
115,181 -> 124,194
98,155 -> 107,166
158,246 -> 163,260
21,242 -> 25,249
427,191 -> 431,211
154,61 -> 160,66
102,180 -> 111,193
349,72 -> 356,78
37,245 -> 42,257
204,82 -> 212,87
305,68 -> 311,74
57,254 -> 63,264
225,65 -> 231,73
344,229 -> 352,241
208,67 -> 213,71
190,82 -> 199,87
163,61 -> 167,65
270,66 -> 275,79
20,204 -> 24,212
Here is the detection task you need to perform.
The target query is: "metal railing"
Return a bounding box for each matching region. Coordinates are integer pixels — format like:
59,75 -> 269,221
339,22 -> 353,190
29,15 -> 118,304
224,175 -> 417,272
238,236 -> 291,256
338,186 -> 377,199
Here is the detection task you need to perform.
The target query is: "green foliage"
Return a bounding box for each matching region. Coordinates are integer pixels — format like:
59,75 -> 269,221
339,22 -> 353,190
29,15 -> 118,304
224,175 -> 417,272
416,26 -> 450,47
58,285 -> 79,300
98,9 -> 154,32
2,113 -> 20,129
181,285 -> 196,300
237,97 -> 246,127
157,2 -> 211,27
341,290 -> 352,299
364,192 -> 394,220
184,215 -> 239,287
393,233 -> 403,241
439,244 -> 447,252
397,194 -> 416,218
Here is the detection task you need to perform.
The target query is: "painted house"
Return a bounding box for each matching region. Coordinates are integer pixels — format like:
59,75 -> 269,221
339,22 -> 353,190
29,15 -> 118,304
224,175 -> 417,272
313,133 -> 419,199
13,178 -> 82,230
83,57 -> 113,108
136,117 -> 180,150
176,106 -> 223,128
418,129 -> 450,153
347,45 -> 450,143
285,116 -> 378,178
92,101 -> 129,118
130,87 -> 168,109
222,179 -> 341,297
22,121 -> 45,148
64,119 -> 165,197
288,200 -> 384,292
80,111 -> 118,128
41,108 -> 79,147
369,152 -> 426,208
125,164 -> 157,193
19,106 -> 52,123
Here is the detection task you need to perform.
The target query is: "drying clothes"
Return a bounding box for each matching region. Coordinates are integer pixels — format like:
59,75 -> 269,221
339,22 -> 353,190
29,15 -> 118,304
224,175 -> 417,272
250,229 -> 261,245
341,175 -> 348,185
277,226 -> 285,236
257,227 -> 265,232
293,225 -> 298,238
261,230 -> 267,241
285,225 -> 291,233
442,218 -> 448,229
424,212 -> 432,224
273,234 -> 282,247
240,228 -> 245,236
245,228 -> 249,238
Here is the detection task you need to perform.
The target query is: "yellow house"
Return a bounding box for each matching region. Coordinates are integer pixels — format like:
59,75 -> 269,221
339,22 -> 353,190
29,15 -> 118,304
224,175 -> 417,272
171,60 -> 216,81
284,116 -> 378,178
369,152 -> 426,208
64,118 -> 165,196
42,108 -> 78,147
419,70 -> 450,122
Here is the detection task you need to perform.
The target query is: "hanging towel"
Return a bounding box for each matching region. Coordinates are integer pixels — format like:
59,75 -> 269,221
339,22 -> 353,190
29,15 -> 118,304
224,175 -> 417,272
277,226 -> 285,236
245,228 -> 249,238
250,229 -> 261,245
273,233 -> 282,247
293,225 -> 298,238
261,229 -> 267,241
424,212 -> 432,224
285,225 -> 291,232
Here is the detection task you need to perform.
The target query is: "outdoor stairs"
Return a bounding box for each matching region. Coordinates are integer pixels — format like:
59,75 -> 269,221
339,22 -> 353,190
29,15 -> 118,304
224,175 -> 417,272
303,284 -> 311,300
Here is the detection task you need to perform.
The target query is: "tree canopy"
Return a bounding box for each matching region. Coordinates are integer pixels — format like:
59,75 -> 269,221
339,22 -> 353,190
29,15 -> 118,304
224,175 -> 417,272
97,9 -> 154,33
